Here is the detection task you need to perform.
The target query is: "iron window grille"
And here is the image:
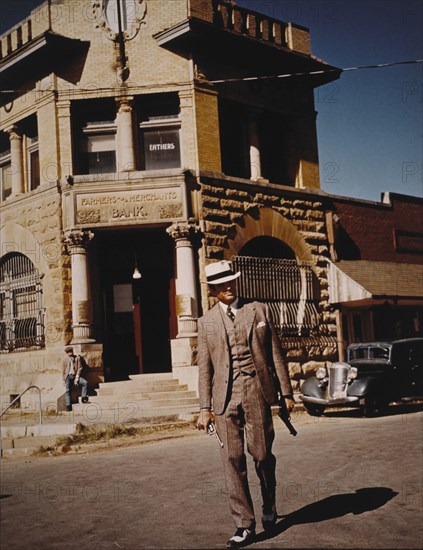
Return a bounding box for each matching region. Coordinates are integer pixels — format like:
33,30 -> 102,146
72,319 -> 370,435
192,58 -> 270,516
232,255 -> 320,337
0,253 -> 45,352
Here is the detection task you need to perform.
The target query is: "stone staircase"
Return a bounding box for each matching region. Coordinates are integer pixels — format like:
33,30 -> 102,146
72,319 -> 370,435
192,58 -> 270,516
1,422 -> 77,458
1,373 -> 200,457
71,373 -> 200,422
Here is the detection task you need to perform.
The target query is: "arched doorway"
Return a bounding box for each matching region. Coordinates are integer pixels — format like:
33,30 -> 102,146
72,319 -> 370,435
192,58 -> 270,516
227,214 -> 319,338
238,236 -> 295,259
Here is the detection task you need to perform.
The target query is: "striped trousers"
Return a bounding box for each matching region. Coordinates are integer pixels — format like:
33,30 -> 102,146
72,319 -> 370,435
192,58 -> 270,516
215,372 -> 276,529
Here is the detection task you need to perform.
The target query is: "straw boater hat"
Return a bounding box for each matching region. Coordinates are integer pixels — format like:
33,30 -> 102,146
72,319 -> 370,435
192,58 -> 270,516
205,260 -> 241,285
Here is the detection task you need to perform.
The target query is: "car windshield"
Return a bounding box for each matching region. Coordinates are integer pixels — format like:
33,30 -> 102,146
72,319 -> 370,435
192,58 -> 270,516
348,345 -> 390,361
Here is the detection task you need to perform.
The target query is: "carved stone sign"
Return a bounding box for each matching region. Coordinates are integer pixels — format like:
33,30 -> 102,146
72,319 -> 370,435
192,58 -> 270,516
73,187 -> 184,227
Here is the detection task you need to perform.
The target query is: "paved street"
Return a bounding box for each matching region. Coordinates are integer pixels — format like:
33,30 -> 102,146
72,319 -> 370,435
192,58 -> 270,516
1,406 -> 422,550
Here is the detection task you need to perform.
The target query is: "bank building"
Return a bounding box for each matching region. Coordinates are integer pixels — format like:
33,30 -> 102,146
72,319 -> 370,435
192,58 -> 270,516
1,0 -> 422,415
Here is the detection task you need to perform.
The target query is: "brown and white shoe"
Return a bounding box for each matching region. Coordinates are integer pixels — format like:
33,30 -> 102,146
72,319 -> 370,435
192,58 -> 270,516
226,527 -> 256,548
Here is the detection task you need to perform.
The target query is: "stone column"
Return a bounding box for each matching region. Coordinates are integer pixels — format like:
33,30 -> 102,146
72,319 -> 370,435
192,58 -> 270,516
166,221 -> 201,389
64,230 -> 95,343
115,97 -> 135,172
247,110 -> 263,181
166,221 -> 200,337
7,126 -> 24,196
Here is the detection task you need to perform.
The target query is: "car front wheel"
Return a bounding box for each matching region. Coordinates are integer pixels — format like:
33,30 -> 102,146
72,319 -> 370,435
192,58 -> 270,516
361,396 -> 378,417
303,402 -> 326,416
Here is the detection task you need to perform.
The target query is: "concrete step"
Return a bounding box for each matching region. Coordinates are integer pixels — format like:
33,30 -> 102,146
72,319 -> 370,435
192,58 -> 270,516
95,390 -> 195,400
96,383 -> 188,396
97,379 -> 179,390
129,373 -> 174,381
0,425 -> 77,458
1,423 -> 77,439
75,396 -> 199,409
2,434 -> 60,458
70,401 -> 199,420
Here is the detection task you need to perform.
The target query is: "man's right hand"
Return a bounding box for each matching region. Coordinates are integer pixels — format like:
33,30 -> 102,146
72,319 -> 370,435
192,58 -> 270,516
196,409 -> 213,431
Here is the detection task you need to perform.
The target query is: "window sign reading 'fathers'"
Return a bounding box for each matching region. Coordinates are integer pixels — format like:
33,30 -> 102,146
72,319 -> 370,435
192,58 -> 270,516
143,128 -> 181,170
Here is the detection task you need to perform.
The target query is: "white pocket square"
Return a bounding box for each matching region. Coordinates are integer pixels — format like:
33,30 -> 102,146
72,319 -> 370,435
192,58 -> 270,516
257,321 -> 266,328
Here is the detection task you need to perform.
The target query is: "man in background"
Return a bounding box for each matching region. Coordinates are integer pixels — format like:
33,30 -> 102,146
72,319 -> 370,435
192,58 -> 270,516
62,346 -> 89,411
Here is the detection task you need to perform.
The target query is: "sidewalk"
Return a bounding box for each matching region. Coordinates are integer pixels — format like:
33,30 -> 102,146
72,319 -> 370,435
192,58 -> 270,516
0,397 -> 304,458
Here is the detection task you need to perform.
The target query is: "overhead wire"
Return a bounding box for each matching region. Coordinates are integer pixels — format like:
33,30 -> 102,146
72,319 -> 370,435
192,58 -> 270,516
1,59 -> 422,94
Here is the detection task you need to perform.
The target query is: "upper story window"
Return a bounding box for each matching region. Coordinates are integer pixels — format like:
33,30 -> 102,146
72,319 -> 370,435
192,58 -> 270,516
73,99 -> 117,175
23,115 -> 40,191
0,253 -> 45,352
138,94 -> 181,171
0,115 -> 40,200
1,131 -> 13,202
27,136 -> 40,191
82,121 -> 117,175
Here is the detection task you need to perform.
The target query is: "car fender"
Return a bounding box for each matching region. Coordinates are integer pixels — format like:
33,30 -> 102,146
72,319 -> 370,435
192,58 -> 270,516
301,377 -> 324,399
347,377 -> 377,398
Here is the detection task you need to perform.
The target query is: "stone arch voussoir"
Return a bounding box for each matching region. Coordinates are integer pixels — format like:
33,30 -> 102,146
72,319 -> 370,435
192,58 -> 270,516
225,207 -> 313,264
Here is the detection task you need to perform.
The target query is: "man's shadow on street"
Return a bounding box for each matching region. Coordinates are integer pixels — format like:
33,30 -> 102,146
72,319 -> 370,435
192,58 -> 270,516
255,487 -> 398,544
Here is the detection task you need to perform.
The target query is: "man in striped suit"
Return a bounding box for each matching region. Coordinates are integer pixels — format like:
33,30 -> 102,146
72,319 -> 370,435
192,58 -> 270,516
197,260 -> 294,548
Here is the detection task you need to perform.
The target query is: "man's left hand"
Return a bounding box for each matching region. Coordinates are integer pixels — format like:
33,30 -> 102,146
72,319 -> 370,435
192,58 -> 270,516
284,397 -> 295,413
74,379 -> 79,386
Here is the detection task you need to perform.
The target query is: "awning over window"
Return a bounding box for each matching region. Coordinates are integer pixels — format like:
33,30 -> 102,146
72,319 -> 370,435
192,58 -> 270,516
327,260 -> 423,305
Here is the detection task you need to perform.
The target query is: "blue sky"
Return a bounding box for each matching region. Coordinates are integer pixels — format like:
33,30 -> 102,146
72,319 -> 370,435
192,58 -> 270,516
1,0 -> 422,201
240,0 -> 423,201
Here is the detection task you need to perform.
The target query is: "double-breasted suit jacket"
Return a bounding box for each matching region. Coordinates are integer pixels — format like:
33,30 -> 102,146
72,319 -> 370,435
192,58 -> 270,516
198,301 -> 291,415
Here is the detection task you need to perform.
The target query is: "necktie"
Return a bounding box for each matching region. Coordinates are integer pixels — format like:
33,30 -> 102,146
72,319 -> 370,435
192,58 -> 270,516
226,305 -> 235,322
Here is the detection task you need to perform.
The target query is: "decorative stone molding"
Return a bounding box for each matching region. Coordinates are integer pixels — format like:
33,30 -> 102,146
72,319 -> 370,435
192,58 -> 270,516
93,0 -> 147,41
166,220 -> 200,244
226,207 -> 314,264
63,230 -> 94,254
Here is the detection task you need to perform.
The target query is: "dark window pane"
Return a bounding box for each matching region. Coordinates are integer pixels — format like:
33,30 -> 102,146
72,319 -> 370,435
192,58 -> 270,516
86,151 -> 116,174
143,129 -> 181,170
30,149 -> 40,190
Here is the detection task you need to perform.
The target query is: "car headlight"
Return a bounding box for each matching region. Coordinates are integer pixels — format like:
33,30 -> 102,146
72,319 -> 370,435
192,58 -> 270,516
348,366 -> 358,380
316,367 -> 327,379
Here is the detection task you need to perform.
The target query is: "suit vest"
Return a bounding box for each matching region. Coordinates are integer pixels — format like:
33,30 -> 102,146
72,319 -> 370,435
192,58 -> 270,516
220,304 -> 255,380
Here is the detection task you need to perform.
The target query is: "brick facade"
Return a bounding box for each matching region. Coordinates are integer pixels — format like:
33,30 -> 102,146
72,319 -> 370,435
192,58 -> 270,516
330,193 -> 423,264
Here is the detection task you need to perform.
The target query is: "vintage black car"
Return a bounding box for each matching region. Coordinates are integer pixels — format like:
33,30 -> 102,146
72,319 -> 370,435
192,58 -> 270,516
300,338 -> 423,416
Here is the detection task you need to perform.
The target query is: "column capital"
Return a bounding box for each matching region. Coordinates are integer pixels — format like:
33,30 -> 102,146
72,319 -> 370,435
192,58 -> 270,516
5,125 -> 22,140
116,96 -> 134,112
63,230 -> 94,253
166,220 -> 201,242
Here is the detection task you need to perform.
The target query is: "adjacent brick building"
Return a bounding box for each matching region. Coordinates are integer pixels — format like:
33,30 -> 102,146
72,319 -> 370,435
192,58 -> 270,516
1,0 -> 421,411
